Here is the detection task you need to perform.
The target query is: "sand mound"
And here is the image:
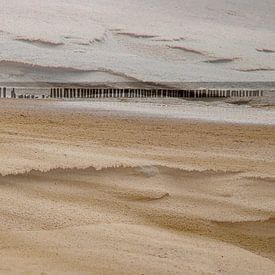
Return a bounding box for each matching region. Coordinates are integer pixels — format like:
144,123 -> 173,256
0,165 -> 274,273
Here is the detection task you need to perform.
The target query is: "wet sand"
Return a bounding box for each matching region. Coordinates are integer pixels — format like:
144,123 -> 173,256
0,99 -> 274,274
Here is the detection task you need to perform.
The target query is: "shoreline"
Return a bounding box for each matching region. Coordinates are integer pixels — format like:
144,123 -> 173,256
1,98 -> 275,126
0,99 -> 274,176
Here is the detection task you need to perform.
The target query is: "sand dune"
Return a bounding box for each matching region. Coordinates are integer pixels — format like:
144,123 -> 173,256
0,165 -> 274,274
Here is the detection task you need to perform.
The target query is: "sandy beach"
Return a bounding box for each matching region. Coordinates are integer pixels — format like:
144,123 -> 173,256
1,0 -> 275,273
0,99 -> 274,274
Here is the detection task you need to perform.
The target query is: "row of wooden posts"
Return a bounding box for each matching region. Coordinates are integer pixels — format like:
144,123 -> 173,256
50,88 -> 263,99
0,87 -> 264,99
0,87 -> 7,98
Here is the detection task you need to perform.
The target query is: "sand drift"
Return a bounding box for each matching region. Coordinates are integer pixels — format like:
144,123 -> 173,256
0,165 -> 274,274
0,100 -> 274,273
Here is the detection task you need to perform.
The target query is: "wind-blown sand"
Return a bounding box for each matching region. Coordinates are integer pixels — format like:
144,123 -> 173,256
1,0 -> 275,83
0,99 -> 274,274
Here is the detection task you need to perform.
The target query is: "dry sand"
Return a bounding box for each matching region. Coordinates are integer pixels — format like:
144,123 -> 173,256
0,99 -> 275,274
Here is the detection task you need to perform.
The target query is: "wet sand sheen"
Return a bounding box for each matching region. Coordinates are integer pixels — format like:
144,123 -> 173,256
0,100 -> 274,274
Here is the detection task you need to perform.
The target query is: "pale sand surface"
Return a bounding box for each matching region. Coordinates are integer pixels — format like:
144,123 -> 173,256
0,99 -> 275,274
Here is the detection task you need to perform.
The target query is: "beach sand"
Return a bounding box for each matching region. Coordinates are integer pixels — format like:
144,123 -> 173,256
0,99 -> 274,274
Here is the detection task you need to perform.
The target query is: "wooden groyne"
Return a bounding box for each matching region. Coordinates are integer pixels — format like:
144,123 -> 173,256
49,88 -> 263,99
0,87 -> 264,99
0,87 -> 7,98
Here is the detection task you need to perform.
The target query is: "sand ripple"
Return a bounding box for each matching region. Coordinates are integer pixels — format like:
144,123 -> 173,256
0,166 -> 274,266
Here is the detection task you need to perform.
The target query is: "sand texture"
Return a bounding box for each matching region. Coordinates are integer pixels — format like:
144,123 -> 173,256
0,99 -> 275,274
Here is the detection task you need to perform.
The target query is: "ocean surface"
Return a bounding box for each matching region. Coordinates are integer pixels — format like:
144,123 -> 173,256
1,1 -> 275,83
